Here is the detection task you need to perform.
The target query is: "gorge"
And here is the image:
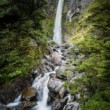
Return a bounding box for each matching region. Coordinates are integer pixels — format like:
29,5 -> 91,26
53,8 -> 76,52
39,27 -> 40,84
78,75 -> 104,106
0,0 -> 110,110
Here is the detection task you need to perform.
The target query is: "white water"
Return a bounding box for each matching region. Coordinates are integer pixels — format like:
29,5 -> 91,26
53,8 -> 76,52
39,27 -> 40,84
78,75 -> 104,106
53,0 -> 64,45
6,102 -> 21,108
32,67 -> 59,110
6,95 -> 21,109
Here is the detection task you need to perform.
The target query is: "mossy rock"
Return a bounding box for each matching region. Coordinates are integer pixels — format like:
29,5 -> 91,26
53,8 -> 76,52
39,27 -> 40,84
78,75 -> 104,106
21,87 -> 37,101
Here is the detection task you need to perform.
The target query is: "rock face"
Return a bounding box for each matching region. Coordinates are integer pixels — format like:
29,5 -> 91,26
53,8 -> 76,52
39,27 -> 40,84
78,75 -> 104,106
66,0 -> 91,19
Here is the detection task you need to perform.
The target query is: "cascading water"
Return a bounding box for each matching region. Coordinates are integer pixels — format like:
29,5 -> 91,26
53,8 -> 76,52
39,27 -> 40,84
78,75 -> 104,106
32,71 -> 56,110
6,67 -> 60,110
53,0 -> 64,45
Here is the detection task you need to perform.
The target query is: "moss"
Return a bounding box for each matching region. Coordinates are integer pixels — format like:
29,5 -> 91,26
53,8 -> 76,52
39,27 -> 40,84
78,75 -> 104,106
66,0 -> 110,109
0,29 -> 46,85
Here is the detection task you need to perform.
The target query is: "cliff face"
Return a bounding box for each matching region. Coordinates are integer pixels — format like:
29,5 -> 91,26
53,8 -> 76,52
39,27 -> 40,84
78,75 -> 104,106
46,0 -> 91,19
66,0 -> 91,10
65,0 -> 91,20
45,0 -> 91,42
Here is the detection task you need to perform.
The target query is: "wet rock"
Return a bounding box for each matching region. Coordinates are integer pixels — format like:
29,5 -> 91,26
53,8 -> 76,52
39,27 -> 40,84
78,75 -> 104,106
21,100 -> 36,109
63,102 -> 79,110
51,96 -> 68,110
44,55 -> 51,61
62,43 -> 71,49
21,87 -> 37,101
48,78 -> 67,99
0,75 -> 33,104
21,87 -> 37,109
49,74 -> 56,79
59,87 -> 67,98
47,46 -> 53,54
0,103 -> 6,110
54,45 -> 61,49
48,78 -> 62,91
56,63 -> 67,80
48,78 -> 63,93
46,66 -> 53,72
51,52 -> 62,66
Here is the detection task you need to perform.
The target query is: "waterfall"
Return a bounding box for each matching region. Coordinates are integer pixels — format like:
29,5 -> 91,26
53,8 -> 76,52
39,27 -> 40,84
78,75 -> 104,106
53,0 -> 64,45
6,0 -> 64,109
32,72 -> 54,110
32,67 -> 59,110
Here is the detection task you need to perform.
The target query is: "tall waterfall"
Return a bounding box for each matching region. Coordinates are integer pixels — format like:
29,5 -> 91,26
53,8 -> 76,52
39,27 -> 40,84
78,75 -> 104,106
53,0 -> 64,45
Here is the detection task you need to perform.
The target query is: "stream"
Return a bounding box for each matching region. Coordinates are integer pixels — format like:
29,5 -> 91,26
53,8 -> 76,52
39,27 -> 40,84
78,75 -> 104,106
5,0 -> 81,110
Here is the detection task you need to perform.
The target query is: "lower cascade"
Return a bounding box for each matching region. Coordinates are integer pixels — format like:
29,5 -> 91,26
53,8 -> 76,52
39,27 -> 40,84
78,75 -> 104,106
31,69 -> 58,110
6,44 -> 82,110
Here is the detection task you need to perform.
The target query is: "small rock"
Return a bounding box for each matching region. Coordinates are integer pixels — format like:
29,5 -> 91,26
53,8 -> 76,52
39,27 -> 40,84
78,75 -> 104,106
59,87 -> 67,98
56,64 -> 67,80
47,46 -> 53,54
48,78 -> 63,93
63,102 -> 79,110
62,43 -> 71,49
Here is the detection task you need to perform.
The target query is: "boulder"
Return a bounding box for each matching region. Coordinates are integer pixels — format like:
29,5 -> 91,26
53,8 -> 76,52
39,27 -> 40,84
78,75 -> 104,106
21,87 -> 37,108
48,78 -> 67,98
51,52 -> 62,66
51,96 -> 68,110
21,87 -> 37,101
48,78 -> 63,93
56,63 -> 67,80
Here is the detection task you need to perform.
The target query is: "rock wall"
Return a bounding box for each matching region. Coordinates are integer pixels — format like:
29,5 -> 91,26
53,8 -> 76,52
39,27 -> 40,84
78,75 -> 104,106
65,0 -> 91,20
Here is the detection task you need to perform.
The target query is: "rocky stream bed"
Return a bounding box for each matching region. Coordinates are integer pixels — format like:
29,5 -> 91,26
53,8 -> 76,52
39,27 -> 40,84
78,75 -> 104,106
0,43 -> 85,110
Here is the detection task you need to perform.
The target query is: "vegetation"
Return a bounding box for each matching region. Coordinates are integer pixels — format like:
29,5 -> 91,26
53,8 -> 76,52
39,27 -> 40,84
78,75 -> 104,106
0,0 -> 49,84
1,0 -> 110,109
66,0 -> 110,109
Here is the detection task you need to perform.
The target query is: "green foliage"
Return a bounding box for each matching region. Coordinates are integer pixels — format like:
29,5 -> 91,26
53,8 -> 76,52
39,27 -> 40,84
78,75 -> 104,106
81,100 -> 110,110
0,0 -> 48,85
41,18 -> 54,38
67,0 -> 110,109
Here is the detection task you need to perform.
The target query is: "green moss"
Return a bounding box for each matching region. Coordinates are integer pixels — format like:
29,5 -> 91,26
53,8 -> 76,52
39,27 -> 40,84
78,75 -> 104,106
66,0 -> 110,109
